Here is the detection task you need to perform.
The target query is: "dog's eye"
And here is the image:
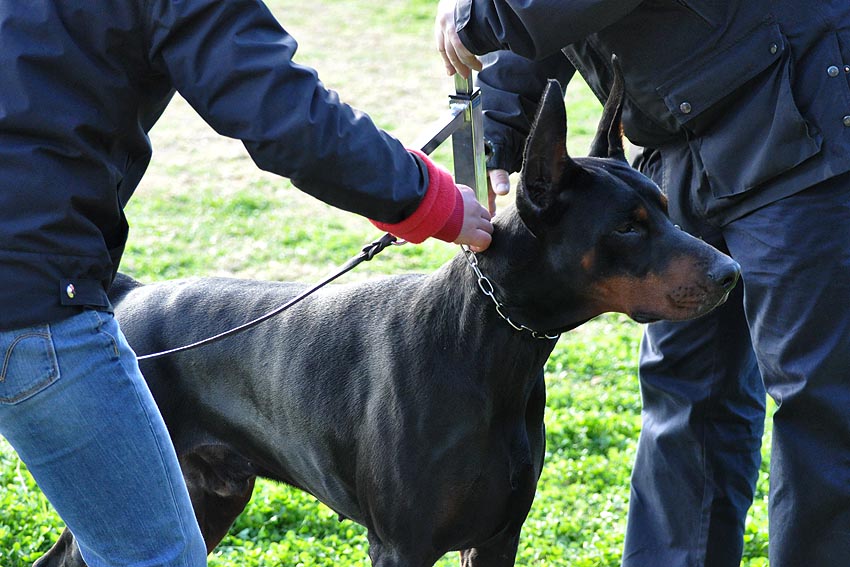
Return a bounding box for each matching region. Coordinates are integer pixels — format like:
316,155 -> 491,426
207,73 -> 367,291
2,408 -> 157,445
615,223 -> 637,235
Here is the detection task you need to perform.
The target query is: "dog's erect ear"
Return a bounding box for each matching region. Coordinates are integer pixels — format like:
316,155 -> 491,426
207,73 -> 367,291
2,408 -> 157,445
517,79 -> 581,232
588,54 -> 626,161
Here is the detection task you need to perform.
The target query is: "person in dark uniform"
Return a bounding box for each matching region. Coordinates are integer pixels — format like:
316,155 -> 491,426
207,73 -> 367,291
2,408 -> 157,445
0,1 -> 493,565
435,1 -> 850,565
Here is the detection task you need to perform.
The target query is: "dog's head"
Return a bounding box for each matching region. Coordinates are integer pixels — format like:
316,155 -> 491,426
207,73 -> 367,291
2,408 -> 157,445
510,58 -> 739,327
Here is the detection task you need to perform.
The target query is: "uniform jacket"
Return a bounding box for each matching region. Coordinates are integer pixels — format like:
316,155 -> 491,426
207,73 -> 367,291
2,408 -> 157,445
458,0 -> 850,225
0,0 -> 430,330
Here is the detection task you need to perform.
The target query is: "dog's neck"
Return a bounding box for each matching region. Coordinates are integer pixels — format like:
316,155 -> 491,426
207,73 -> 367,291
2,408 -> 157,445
452,206 -> 600,336
411,206 -> 598,403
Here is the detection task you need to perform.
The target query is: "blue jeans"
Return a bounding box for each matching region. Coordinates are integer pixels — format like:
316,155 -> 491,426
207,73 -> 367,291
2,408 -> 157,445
623,170 -> 850,566
0,309 -> 206,567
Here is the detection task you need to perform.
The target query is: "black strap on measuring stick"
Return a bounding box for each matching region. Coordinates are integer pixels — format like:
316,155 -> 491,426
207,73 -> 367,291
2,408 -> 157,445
136,233 -> 398,361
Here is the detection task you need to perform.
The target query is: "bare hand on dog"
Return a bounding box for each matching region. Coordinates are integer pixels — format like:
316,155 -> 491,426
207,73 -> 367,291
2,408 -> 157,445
435,0 -> 482,77
487,169 -> 511,214
455,184 -> 493,251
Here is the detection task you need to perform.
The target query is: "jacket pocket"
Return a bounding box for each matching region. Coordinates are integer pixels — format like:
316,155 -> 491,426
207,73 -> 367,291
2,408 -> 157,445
0,325 -> 60,404
656,19 -> 822,198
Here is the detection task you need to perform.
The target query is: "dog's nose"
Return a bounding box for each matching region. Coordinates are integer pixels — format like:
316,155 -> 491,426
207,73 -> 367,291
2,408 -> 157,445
710,258 -> 741,293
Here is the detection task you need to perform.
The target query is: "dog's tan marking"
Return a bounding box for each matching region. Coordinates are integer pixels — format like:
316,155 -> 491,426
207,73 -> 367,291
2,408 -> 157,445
590,255 -> 718,320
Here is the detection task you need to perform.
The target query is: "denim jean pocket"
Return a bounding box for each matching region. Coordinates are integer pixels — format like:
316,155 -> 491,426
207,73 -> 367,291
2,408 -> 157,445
88,310 -> 121,361
0,324 -> 60,404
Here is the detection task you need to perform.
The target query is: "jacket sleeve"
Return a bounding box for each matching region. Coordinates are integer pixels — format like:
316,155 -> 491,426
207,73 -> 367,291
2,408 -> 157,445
456,0 -> 643,60
478,50 -> 575,173
144,0 -> 425,224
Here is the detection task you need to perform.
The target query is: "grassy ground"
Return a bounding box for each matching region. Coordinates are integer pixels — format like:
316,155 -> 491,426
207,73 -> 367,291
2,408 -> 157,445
0,0 -> 772,565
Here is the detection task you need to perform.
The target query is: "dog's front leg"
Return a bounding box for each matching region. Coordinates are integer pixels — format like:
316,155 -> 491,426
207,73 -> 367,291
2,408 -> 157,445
179,444 -> 258,552
33,527 -> 86,567
367,531 -> 440,567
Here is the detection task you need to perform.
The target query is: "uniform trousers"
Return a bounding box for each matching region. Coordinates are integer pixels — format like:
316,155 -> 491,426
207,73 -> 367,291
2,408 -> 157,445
623,163 -> 850,566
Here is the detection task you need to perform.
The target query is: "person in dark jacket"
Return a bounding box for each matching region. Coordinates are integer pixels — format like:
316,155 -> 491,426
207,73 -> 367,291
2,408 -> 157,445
436,1 -> 850,566
0,1 -> 493,565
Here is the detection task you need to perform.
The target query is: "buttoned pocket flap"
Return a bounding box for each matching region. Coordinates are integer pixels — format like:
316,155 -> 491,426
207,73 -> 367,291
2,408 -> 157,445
656,18 -> 784,125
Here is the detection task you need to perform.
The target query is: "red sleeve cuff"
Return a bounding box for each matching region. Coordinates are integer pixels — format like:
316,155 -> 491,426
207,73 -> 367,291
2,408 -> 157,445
370,150 -> 463,244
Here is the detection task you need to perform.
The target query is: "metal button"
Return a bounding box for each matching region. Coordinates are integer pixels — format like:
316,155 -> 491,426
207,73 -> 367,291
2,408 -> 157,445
828,65 -> 840,77
845,65 -> 850,73
66,283 -> 76,299
844,115 -> 850,128
679,101 -> 692,114
769,43 -> 778,55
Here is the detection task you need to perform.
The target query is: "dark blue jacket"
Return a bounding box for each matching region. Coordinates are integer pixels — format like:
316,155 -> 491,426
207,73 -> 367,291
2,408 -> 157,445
0,0 -> 429,330
458,0 -> 850,225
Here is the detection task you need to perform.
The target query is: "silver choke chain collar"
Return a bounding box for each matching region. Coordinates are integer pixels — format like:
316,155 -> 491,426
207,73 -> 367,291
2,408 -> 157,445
461,245 -> 560,341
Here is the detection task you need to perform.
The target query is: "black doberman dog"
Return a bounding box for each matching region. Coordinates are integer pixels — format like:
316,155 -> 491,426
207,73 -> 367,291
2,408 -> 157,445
36,67 -> 739,567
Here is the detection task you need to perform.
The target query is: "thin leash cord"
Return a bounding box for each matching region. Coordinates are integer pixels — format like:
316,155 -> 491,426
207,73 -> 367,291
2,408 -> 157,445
136,233 -> 400,361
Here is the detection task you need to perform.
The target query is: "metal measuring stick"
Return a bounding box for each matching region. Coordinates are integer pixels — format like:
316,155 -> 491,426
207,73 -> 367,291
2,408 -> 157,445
414,74 -> 489,207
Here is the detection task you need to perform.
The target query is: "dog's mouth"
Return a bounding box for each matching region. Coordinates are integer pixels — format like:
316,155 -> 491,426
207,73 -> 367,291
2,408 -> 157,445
630,312 -> 661,324
630,286 -> 734,325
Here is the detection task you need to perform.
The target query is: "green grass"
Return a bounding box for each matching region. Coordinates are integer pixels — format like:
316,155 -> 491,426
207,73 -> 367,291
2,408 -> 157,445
0,0 -> 772,565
